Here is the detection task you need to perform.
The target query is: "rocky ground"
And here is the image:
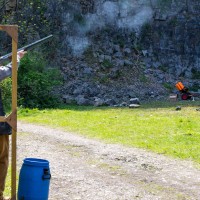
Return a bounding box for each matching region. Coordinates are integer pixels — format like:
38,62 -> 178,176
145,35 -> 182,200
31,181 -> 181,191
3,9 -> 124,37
17,121 -> 200,200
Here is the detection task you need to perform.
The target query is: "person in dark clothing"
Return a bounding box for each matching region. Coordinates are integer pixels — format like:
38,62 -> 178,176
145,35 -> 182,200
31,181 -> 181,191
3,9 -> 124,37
0,50 -> 26,200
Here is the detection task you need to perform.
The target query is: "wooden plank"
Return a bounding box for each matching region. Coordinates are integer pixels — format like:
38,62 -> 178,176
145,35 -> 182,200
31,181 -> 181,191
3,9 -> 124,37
6,110 -> 17,131
0,116 -> 6,122
0,25 -> 18,42
11,32 -> 18,200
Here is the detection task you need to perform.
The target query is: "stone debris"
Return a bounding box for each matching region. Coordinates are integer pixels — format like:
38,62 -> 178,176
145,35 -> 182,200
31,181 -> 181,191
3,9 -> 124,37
175,106 -> 181,111
129,104 -> 140,108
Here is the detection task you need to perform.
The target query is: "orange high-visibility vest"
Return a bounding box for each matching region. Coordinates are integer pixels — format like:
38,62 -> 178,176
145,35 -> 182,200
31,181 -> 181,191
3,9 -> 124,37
175,82 -> 185,91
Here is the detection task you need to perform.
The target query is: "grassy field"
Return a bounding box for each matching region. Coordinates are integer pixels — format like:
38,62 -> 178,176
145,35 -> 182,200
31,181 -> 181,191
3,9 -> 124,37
17,100 -> 200,164
5,100 -> 200,195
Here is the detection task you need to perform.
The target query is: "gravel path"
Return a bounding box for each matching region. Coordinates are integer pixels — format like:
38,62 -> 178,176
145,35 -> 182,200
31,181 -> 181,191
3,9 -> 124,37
17,121 -> 200,200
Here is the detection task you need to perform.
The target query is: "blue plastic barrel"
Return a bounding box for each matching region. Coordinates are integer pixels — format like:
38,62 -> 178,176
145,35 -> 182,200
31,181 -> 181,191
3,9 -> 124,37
18,158 -> 51,200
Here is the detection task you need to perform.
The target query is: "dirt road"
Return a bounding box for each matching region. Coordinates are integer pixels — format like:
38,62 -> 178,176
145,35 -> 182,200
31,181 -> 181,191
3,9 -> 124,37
17,122 -> 200,200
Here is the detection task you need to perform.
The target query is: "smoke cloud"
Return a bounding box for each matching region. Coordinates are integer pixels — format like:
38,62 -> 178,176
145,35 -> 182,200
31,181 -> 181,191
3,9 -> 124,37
67,36 -> 90,56
65,0 -> 154,56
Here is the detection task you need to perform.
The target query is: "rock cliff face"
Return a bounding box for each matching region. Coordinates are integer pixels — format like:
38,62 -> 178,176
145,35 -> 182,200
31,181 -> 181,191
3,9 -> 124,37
54,0 -> 200,105
3,0 -> 200,105
0,0 -> 17,11
142,0 -> 200,87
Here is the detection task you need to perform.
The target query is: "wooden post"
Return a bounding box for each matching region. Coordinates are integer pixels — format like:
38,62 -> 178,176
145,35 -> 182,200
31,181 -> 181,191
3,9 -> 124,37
0,25 -> 18,200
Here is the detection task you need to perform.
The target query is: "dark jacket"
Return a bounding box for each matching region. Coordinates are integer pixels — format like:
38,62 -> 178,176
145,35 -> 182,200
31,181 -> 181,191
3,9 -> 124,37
0,88 -> 11,135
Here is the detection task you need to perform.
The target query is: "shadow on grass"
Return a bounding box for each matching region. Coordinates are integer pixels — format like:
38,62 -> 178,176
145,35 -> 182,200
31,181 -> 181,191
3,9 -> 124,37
56,100 -> 200,112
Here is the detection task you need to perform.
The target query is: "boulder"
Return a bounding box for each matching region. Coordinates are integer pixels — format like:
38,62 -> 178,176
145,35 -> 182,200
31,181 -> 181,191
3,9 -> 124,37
130,98 -> 140,105
75,95 -> 91,105
94,97 -> 104,107
62,95 -> 75,104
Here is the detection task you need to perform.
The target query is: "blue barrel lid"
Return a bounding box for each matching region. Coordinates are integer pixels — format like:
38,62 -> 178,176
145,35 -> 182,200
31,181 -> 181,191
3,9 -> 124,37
23,158 -> 49,167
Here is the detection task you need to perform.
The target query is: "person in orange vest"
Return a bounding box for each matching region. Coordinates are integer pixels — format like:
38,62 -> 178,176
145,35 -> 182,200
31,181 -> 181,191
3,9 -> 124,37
0,50 -> 26,200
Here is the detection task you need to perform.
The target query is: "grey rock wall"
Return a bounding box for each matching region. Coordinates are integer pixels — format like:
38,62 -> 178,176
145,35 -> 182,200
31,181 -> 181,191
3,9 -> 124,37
142,0 -> 200,82
55,0 -> 200,105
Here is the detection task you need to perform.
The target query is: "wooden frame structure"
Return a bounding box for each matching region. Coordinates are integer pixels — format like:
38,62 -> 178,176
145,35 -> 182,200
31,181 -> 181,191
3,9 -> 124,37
0,25 -> 18,200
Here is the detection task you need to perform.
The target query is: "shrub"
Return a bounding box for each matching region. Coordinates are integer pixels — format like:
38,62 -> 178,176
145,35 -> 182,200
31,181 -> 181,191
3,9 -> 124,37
163,82 -> 173,92
191,68 -> 200,79
18,52 -> 62,109
190,83 -> 200,92
73,14 -> 86,26
102,59 -> 113,68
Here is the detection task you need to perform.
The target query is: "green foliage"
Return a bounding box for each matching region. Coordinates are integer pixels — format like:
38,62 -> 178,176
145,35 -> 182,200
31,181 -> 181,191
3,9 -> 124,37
140,23 -> 152,42
190,83 -> 200,92
83,47 -> 97,64
139,74 -> 148,83
163,82 -> 173,92
0,0 -> 62,60
102,59 -> 113,68
0,78 -> 12,112
5,167 -> 12,197
99,75 -> 110,84
16,0 -> 50,37
73,13 -> 86,26
113,33 -> 125,48
157,0 -> 172,11
158,65 -> 168,72
169,18 -> 178,26
141,23 -> 152,34
18,52 -> 62,109
191,68 -> 200,79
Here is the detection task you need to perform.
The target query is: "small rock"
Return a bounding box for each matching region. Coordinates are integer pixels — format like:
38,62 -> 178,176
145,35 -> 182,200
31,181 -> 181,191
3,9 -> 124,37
104,99 -> 116,106
129,104 -> 140,108
120,102 -> 128,107
94,97 -> 104,107
130,98 -> 140,105
123,48 -> 131,55
75,95 -> 90,105
124,59 -> 133,66
104,55 -> 112,62
176,106 -> 181,111
114,52 -> 123,58
113,44 -> 120,52
83,67 -> 92,75
142,50 -> 148,56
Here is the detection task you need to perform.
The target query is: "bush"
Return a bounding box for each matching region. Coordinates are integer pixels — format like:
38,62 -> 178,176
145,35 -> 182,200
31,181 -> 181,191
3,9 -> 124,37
18,52 -> 62,109
191,68 -> 200,79
102,59 -> 113,68
163,82 -> 173,92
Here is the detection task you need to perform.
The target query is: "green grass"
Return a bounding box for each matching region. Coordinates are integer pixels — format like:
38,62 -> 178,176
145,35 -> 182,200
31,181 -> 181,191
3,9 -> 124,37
5,167 -> 19,198
5,167 -> 19,196
5,167 -> 11,197
18,101 -> 200,163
